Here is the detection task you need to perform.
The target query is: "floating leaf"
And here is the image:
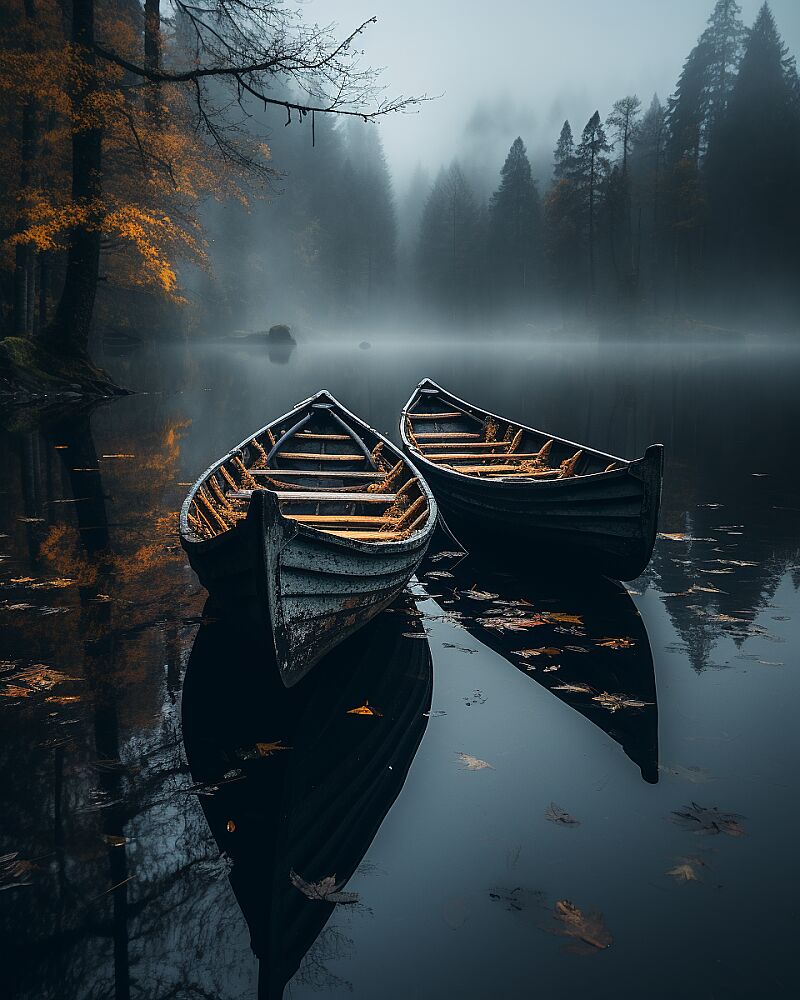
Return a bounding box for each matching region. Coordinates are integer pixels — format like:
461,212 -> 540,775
551,899 -> 612,953
441,642 -> 478,654
595,637 -> 636,650
552,682 -> 593,694
591,692 -> 652,713
425,570 -> 454,580
543,664 -> 560,672
347,701 -> 382,717
256,740 -> 291,757
456,752 -> 493,770
479,614 -> 548,632
289,869 -> 359,904
548,613 -> 584,625
423,709 -> 447,718
429,550 -> 464,563
665,859 -> 703,883
104,835 -> 129,848
671,801 -> 745,837
460,588 -> 499,601
545,802 -> 580,826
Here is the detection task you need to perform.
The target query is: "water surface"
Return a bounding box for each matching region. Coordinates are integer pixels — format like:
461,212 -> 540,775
1,336 -> 798,999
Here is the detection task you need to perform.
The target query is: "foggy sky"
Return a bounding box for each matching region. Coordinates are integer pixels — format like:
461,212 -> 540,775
315,0 -> 800,189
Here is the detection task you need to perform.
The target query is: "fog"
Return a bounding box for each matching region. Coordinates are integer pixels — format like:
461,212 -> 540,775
186,0 -> 800,340
326,0 -> 800,185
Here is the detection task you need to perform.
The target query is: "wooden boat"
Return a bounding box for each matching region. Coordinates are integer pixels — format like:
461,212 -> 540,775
421,548 -> 658,782
401,379 -> 663,580
182,597 -> 432,998
179,390 -> 437,687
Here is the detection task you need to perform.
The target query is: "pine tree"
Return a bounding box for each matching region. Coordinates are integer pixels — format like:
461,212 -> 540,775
630,95 -> 668,306
553,121 -> 576,180
417,163 -> 483,317
606,96 -> 642,174
488,137 -> 543,306
706,3 -> 800,305
574,111 -> 611,299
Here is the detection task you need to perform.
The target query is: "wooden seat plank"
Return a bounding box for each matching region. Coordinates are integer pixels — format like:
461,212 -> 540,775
294,432 -> 350,441
439,464 -> 558,475
407,411 -> 464,420
414,432 -> 481,440
227,490 -> 397,502
277,452 -> 365,462
285,514 -> 391,525
250,469 -> 384,480
420,441 -> 512,450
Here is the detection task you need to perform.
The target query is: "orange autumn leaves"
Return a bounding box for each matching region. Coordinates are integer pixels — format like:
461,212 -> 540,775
1,0 -> 269,300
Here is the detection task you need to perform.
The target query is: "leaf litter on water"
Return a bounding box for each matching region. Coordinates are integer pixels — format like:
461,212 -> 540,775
289,869 -> 359,904
347,701 -> 382,717
671,801 -> 745,837
455,752 -> 493,771
550,899 -> 613,954
545,802 -> 580,826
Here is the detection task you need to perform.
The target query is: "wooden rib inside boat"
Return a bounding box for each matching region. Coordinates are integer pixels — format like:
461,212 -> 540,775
185,400 -> 431,545
400,379 -> 663,581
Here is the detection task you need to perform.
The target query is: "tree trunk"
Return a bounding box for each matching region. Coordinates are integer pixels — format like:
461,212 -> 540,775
42,0 -> 102,358
144,0 -> 162,118
13,38 -> 36,337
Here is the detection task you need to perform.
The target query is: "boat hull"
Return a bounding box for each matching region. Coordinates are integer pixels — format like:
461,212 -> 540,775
401,381 -> 663,581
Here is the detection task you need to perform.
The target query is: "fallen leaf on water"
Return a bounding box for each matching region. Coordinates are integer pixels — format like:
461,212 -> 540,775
423,709 -> 447,718
45,695 -> 81,705
548,613 -> 584,625
595,637 -> 636,650
551,900 -> 612,953
543,664 -> 560,672
289,869 -> 359,904
402,632 -> 428,639
690,584 -> 728,594
347,701 -> 383,717
552,682 -> 593,695
592,692 -> 652,713
514,646 -> 561,658
658,533 -> 715,542
480,614 -> 549,632
564,645 -> 589,653
442,642 -> 478,653
17,517 -> 45,524
456,752 -> 493,770
425,570 -> 454,580
101,454 -> 136,459
460,588 -> 499,601
671,801 -> 745,837
545,802 -> 580,826
256,741 -> 291,757
665,858 -> 706,883
429,550 -> 464,562
104,835 -> 129,848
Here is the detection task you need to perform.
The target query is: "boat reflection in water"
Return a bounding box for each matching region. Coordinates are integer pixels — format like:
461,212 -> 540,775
182,594 -> 432,998
424,550 -> 659,783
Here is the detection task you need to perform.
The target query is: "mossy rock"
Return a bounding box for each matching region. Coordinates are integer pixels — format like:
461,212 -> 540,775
0,337 -> 127,410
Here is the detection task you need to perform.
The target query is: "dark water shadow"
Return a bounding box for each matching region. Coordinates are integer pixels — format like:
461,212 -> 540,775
421,549 -> 659,783
181,594 -> 432,999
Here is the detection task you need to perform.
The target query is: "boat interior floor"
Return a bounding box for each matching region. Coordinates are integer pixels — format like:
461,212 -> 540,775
188,404 -> 429,542
405,392 -> 621,481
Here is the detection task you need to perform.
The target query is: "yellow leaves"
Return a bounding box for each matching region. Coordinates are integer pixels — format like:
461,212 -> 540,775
347,701 -> 382,716
548,613 -> 584,625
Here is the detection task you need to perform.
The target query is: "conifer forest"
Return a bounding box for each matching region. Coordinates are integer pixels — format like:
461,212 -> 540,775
1,4 -> 800,1000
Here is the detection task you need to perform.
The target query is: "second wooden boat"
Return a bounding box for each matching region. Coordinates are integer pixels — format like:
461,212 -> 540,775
400,379 -> 663,581
179,390 -> 437,686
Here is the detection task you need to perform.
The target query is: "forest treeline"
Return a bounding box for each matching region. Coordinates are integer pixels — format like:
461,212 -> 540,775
2,0 -> 800,368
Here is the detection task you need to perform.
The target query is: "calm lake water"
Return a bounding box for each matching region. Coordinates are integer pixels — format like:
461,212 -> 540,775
1,334 -> 799,999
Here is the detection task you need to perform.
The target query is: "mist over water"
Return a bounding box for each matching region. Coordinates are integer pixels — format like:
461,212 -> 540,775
2,337 -> 798,998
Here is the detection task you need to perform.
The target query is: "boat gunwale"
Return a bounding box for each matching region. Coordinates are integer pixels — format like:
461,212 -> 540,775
180,388 -> 437,552
400,378 -> 663,488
